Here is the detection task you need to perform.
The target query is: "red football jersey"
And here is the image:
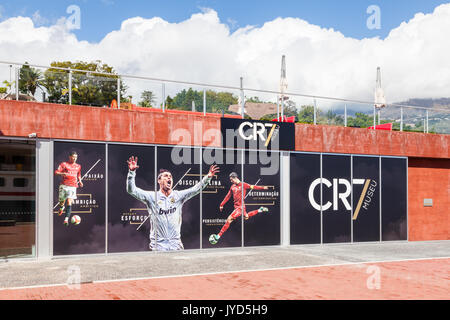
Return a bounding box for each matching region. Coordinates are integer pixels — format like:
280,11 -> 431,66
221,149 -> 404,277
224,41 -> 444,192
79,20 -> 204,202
221,182 -> 265,209
55,162 -> 81,188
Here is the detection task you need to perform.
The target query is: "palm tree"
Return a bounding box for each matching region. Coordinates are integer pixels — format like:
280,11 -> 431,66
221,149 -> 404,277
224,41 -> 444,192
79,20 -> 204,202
19,63 -> 43,97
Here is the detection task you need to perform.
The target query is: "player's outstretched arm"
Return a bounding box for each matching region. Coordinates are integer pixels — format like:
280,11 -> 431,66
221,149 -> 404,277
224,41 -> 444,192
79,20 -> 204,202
244,182 -> 268,190
252,185 -> 269,190
126,156 -> 151,204
220,189 -> 232,210
78,167 -> 83,188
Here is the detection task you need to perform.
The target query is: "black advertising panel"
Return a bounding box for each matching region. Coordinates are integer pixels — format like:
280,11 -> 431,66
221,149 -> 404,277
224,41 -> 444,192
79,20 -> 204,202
53,142 -> 105,255
202,148 -> 242,248
322,155 -> 351,244
352,156 -> 380,242
156,146 -> 202,250
290,153 -> 321,245
107,144 -> 155,253
243,151 -> 281,246
381,158 -> 407,241
221,118 -> 295,151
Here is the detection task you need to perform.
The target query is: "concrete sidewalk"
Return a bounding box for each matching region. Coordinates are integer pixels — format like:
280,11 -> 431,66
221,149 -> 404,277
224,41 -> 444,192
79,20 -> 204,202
0,240 -> 449,289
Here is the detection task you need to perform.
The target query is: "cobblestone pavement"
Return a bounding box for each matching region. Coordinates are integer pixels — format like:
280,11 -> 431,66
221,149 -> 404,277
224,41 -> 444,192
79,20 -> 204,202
0,241 -> 448,300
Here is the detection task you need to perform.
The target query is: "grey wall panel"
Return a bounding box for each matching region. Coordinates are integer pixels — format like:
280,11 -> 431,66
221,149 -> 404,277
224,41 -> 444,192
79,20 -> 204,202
36,140 -> 52,260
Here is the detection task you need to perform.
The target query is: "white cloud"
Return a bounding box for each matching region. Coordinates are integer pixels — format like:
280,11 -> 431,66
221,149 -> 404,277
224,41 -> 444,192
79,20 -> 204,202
0,5 -> 449,106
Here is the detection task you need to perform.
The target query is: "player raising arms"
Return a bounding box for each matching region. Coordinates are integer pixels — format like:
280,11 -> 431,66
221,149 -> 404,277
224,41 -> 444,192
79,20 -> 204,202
55,151 -> 83,226
210,172 -> 269,244
126,156 -> 220,251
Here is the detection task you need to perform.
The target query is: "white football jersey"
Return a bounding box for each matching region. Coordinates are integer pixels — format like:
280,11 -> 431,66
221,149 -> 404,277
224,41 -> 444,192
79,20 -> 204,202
127,170 -> 211,251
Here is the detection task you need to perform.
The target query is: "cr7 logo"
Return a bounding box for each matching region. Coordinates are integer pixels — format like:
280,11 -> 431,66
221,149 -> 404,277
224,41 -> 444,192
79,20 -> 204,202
308,178 -> 377,219
238,121 -> 279,147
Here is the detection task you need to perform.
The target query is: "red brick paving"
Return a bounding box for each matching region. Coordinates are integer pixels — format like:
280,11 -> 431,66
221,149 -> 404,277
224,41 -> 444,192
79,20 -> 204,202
0,258 -> 448,300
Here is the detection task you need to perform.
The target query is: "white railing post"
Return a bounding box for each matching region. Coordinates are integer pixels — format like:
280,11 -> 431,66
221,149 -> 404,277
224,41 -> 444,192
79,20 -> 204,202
313,98 -> 317,125
344,104 -> 347,127
117,77 -> 121,109
277,95 -> 280,120
162,82 -> 166,112
400,107 -> 403,131
15,67 -> 19,101
240,77 -> 244,119
203,88 -> 206,116
68,69 -> 72,105
373,106 -> 376,129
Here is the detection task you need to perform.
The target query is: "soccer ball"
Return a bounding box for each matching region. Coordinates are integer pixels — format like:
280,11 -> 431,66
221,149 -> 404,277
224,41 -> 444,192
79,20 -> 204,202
209,234 -> 218,245
71,215 -> 81,225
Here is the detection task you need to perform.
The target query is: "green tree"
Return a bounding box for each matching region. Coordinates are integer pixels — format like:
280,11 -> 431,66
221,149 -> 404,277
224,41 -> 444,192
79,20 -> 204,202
139,90 -> 156,108
1,80 -> 14,94
297,105 -> 317,124
282,100 -> 298,119
42,60 -> 127,106
246,96 -> 263,103
212,91 -> 238,112
169,88 -> 238,113
318,109 -> 344,126
347,112 -> 374,128
19,62 -> 43,97
170,88 -> 202,111
165,95 -> 174,108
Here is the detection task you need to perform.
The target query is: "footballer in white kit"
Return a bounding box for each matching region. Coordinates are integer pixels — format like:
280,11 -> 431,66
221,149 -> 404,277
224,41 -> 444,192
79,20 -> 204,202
126,156 -> 219,251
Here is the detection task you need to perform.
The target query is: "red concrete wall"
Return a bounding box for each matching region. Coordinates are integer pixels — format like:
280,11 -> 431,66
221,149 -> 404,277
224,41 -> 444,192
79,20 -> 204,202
0,100 -> 449,159
408,158 -> 450,241
0,100 -> 226,146
294,124 -> 449,158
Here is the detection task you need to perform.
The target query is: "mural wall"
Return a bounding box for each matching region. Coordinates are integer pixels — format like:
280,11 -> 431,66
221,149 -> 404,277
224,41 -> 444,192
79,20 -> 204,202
53,141 -> 407,255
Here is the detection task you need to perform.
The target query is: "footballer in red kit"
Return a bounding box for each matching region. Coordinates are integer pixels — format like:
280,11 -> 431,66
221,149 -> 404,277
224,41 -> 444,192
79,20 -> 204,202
55,151 -> 83,226
210,172 -> 269,244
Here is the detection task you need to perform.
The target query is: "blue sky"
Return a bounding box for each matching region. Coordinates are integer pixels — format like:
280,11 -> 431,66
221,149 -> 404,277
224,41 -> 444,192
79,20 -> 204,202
0,0 -> 448,42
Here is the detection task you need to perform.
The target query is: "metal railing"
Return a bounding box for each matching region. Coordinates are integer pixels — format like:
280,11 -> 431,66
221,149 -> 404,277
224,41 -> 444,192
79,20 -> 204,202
1,60 -> 448,134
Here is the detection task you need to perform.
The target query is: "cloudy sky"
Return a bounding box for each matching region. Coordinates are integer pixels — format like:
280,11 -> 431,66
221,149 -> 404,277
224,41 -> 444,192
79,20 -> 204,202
0,0 -> 449,106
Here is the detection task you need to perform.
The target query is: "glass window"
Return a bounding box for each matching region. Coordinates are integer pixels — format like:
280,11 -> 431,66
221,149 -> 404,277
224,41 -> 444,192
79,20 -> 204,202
290,153 -> 321,245
322,155 -> 351,244
381,158 -> 407,241
0,141 -> 36,259
352,156 -> 380,242
13,178 -> 28,187
12,156 -> 26,164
